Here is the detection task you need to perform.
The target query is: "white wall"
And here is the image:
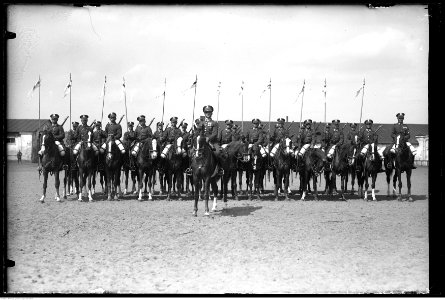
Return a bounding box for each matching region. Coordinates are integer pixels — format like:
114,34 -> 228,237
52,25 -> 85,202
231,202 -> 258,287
7,133 -> 33,161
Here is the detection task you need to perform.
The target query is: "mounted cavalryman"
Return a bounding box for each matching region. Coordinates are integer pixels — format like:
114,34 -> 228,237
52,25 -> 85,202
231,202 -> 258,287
72,114 -> 98,159
326,119 -> 344,161
269,118 -> 289,158
102,112 -> 125,154
390,113 -> 417,169
295,119 -> 315,158
37,114 -> 66,170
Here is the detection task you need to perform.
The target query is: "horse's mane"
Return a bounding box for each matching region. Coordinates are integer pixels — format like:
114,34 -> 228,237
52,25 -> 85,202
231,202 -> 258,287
141,139 -> 152,157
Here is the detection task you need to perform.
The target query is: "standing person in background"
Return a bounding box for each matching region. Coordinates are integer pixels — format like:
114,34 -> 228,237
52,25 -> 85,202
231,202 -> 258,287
17,150 -> 22,164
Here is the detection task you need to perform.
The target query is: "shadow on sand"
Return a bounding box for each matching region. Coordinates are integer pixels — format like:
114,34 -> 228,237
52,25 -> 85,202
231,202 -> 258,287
218,205 -> 263,217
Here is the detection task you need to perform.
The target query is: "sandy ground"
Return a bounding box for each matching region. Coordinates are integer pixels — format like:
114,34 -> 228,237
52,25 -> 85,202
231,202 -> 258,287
6,162 -> 429,294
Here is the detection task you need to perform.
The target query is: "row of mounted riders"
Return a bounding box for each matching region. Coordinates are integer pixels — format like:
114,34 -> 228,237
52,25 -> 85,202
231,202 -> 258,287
36,125 -> 416,205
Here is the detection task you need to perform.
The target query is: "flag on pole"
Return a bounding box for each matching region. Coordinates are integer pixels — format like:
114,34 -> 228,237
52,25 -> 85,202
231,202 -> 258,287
100,77 -> 106,98
217,81 -> 221,95
294,80 -> 305,103
181,78 -> 197,95
122,77 -> 126,95
239,81 -> 244,96
322,78 -> 327,97
27,78 -> 41,98
355,86 -> 363,98
63,78 -> 72,98
260,82 -> 271,98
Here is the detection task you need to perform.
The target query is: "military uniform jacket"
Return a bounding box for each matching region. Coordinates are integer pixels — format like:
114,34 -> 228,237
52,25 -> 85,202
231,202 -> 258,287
329,129 -> 344,146
321,130 -> 332,149
135,125 -> 153,143
202,118 -> 218,143
123,130 -> 136,147
43,123 -> 65,142
161,126 -> 181,144
271,127 -> 288,144
74,124 -> 93,142
105,122 -> 122,140
67,129 -> 78,145
218,128 -> 233,144
359,128 -> 378,145
245,127 -> 264,145
153,130 -> 163,140
92,128 -> 107,144
347,129 -> 359,145
296,128 -> 315,146
181,130 -> 191,145
391,123 -> 410,143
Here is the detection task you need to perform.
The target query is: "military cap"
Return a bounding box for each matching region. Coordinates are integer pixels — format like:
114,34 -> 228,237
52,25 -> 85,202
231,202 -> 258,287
182,122 -> 188,128
95,121 -> 101,126
349,123 -> 357,128
364,119 -> 373,125
170,117 -> 178,122
304,119 -> 312,125
108,112 -> 117,119
259,124 -> 264,128
225,120 -> 233,125
137,115 -> 146,122
203,105 -> 214,113
332,119 -> 340,124
325,123 -> 331,128
252,118 -> 261,124
80,114 -> 89,119
277,118 -> 285,124
72,121 -> 79,126
50,114 -> 59,119
128,121 -> 134,127
396,113 -> 405,119
157,121 -> 164,126
195,118 -> 200,125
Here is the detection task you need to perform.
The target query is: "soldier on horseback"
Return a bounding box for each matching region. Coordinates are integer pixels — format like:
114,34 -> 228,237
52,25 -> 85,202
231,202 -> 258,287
320,123 -> 332,153
269,118 -> 289,158
231,124 -> 243,142
73,115 -> 99,158
326,119 -> 344,161
160,116 -> 182,158
153,122 -> 164,141
245,119 -> 266,158
218,120 -> 234,150
390,113 -> 417,169
295,119 -> 315,158
38,114 -> 66,170
102,112 -> 125,154
358,119 -> 385,172
123,121 -> 136,170
92,120 -> 107,169
67,121 -> 79,148
131,115 -> 154,158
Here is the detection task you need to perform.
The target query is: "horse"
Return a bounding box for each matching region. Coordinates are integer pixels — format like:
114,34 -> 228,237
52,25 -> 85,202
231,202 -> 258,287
122,147 -> 139,195
62,145 -> 79,199
92,152 -> 107,195
104,135 -> 124,201
346,144 -> 359,195
163,136 -> 186,201
77,130 -> 97,202
38,130 -> 64,202
217,140 -> 249,204
245,143 -> 265,200
135,138 -> 158,201
191,135 -> 219,216
356,145 -> 383,201
299,148 -> 327,200
330,143 -> 353,200
271,138 -> 293,201
383,142 -> 415,201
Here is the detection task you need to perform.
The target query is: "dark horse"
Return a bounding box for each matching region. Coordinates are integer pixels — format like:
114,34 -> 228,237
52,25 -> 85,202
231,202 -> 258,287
122,148 -> 139,195
347,143 -> 359,195
271,137 -> 293,201
299,148 -> 326,200
191,135 -> 219,216
77,130 -> 96,202
330,144 -> 353,200
245,143 -> 264,200
92,151 -> 107,195
63,145 -> 79,199
104,135 -> 124,201
356,145 -> 382,201
217,141 -> 249,206
383,142 -> 415,201
38,130 -> 64,202
136,138 -> 158,201
164,136 -> 186,201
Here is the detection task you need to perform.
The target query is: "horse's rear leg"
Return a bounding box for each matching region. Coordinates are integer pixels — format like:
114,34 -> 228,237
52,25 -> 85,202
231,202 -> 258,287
177,172 -> 184,201
371,173 -> 377,201
114,172 -> 121,201
123,169 -> 129,194
339,174 -> 346,201
63,172 -> 68,199
231,172 -> 239,201
78,169 -> 84,201
313,173 -> 319,200
193,178 -> 201,216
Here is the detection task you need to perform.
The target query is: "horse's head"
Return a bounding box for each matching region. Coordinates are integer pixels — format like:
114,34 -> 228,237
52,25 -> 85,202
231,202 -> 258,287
239,141 -> 250,162
106,134 -> 115,160
347,144 -> 357,166
81,130 -> 93,150
175,135 -> 184,155
193,135 -> 206,158
311,148 -> 326,176
150,138 -> 158,160
281,137 -> 293,156
41,130 -> 55,149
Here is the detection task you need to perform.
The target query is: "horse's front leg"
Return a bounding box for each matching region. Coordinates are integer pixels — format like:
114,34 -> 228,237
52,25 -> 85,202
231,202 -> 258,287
166,172 -> 172,201
193,175 -> 200,216
204,177 -> 211,216
339,173 -> 346,201
147,170 -> 153,200
313,171 -> 319,201
177,171 -> 184,201
371,172 -> 377,201
284,170 -> 290,201
124,169 -> 129,194
54,170 -> 61,202
397,169 -> 403,201
364,172 -> 370,201
392,172 -> 398,198
231,171 -> 239,201
301,171 -> 309,201
87,172 -> 93,202
406,169 -> 413,201
78,168 -> 84,201
137,169 -> 144,201
106,170 -> 112,201
114,170 -> 121,201
40,170 -> 49,203
63,171 -> 68,199
274,170 -> 280,201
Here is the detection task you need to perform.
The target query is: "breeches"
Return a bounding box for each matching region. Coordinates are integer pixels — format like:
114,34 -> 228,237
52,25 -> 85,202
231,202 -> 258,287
100,139 -> 125,154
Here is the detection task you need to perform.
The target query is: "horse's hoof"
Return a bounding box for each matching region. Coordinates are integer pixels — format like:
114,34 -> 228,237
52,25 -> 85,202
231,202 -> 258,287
204,211 -> 210,216
408,197 -> 414,202
56,197 -> 61,202
89,199 -> 94,203
274,198 -> 278,201
193,211 -> 198,217
178,197 -> 182,201
138,198 -> 143,201
39,197 -> 45,203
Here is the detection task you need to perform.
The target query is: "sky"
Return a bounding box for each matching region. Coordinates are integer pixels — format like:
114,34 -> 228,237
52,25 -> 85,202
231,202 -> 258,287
7,5 -> 428,131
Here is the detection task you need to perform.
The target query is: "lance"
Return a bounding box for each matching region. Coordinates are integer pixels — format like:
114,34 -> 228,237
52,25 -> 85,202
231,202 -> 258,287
191,75 -> 198,134
374,125 -> 384,133
241,81 -> 244,132
148,117 -> 156,127
268,78 -> 272,182
123,77 -> 128,131
358,78 -> 366,130
162,78 -> 166,125
299,79 -> 306,129
323,78 -> 327,123
286,121 -> 295,132
38,75 -> 41,133
118,114 -> 125,124
101,76 -> 106,123
216,82 -> 221,123
69,73 -> 72,130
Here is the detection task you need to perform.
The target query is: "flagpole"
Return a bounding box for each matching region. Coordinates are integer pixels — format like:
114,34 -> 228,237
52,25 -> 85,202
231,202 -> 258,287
123,77 -> 128,131
69,73 -> 72,130
268,78 -> 272,173
324,78 -> 326,123
359,78 -> 365,126
101,76 -> 106,123
191,75 -> 197,129
162,78 -> 166,125
216,82 -> 221,124
38,75 -> 41,131
299,79 -> 305,128
241,82 -> 244,132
